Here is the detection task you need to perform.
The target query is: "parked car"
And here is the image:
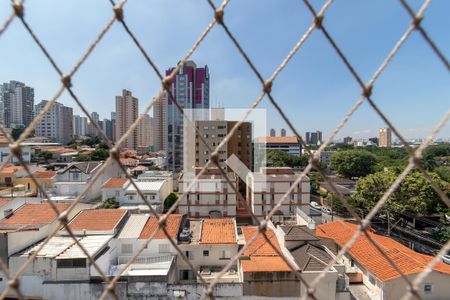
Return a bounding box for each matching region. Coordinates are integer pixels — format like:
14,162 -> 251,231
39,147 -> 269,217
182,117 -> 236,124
321,207 -> 332,215
442,255 -> 450,265
310,201 -> 321,209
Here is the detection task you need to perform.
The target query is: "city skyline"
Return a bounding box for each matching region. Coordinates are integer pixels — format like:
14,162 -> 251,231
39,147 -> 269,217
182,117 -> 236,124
0,0 -> 449,141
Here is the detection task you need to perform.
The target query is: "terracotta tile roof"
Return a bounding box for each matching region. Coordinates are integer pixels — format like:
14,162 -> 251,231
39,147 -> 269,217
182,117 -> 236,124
316,221 -> 450,281
240,226 -> 293,272
256,136 -> 300,144
102,178 -> 128,189
200,218 -> 236,244
0,165 -> 24,175
0,203 -> 69,228
0,198 -> 11,208
120,158 -> 138,166
25,171 -> 57,179
66,209 -> 128,232
139,214 -> 183,240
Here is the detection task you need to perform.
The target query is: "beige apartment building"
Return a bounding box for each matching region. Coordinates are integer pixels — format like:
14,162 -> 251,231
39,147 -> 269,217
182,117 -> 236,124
138,113 -> 153,148
178,168 -> 238,218
115,89 -> 138,149
194,120 -> 252,170
378,127 -> 392,147
247,167 -> 310,222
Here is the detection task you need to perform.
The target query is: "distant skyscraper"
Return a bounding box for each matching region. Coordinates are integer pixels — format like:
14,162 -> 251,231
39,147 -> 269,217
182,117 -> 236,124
154,61 -> 210,171
281,128 -> 286,137
270,128 -> 276,137
305,131 -> 323,145
35,100 -> 73,144
0,81 -> 34,128
343,136 -> 353,145
111,112 -> 117,141
379,128 -> 392,147
73,115 -> 88,137
138,114 -> 153,148
102,118 -> 113,141
116,89 -> 138,149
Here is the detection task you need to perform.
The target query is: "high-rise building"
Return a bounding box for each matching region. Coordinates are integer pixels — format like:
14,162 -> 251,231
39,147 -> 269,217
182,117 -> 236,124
270,128 -> 276,137
343,136 -> 353,145
35,100 -> 73,144
138,114 -> 153,148
73,115 -> 88,137
111,112 -> 117,142
116,89 -> 138,149
87,111 -> 101,136
193,120 -> 252,170
0,81 -> 34,128
379,128 -> 392,147
281,128 -> 286,137
305,131 -> 323,145
102,118 -> 113,141
154,61 -> 210,171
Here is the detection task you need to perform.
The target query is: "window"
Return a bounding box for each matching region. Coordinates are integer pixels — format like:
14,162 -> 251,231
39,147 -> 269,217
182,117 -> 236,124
203,250 -> 209,257
423,284 -> 433,294
57,258 -> 86,268
159,243 -> 170,253
115,190 -> 120,197
368,274 -> 376,286
220,250 -> 231,259
121,243 -> 133,254
185,251 -> 194,260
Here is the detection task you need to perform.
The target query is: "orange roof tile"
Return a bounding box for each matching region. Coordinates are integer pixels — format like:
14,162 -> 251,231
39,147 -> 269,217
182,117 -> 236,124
139,214 -> 183,240
0,203 -> 69,228
316,221 -> 450,281
256,136 -> 300,144
0,165 -> 24,175
240,226 -> 292,273
103,178 -> 128,189
200,218 -> 236,244
66,209 -> 127,232
25,171 -> 57,179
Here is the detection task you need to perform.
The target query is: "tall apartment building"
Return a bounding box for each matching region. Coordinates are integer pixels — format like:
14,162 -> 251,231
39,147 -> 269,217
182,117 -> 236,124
0,81 -> 34,128
35,100 -> 73,144
153,61 -> 210,170
281,128 -> 286,137
270,128 -> 276,137
305,131 -> 323,145
73,115 -> 88,137
138,113 -> 153,148
379,127 -> 392,147
343,136 -> 353,144
116,89 -> 138,149
102,118 -> 114,141
193,120 -> 252,170
247,167 -> 310,222
111,112 -> 117,142
87,111 -> 101,136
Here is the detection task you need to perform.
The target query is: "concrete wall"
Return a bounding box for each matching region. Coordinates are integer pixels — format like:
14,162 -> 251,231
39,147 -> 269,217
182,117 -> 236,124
384,272 -> 450,300
243,272 -> 301,297
177,243 -> 238,273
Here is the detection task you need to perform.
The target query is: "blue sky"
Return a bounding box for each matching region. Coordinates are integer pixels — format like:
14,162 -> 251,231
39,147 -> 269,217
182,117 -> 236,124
0,0 -> 448,140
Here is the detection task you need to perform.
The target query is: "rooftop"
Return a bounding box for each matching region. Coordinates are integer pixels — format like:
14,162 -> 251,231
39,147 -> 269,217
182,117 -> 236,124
57,161 -> 102,174
65,209 -> 128,233
280,225 -> 320,242
240,226 -> 293,273
290,243 -> 334,272
316,221 -> 450,281
118,214 -> 149,239
103,178 -> 128,189
25,170 -> 57,179
139,214 -> 183,240
125,180 -> 166,192
0,203 -> 69,229
256,136 -> 300,144
0,198 -> 11,208
200,218 -> 236,244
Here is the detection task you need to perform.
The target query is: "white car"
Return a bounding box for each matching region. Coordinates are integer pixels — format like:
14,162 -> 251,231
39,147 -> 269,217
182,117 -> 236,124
310,201 -> 321,209
321,207 -> 332,215
442,255 -> 450,265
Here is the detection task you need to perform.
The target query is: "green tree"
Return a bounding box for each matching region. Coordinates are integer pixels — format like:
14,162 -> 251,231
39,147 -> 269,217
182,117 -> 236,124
34,150 -> 53,163
11,127 -> 25,140
434,166 -> 450,183
90,148 -> 109,161
74,155 -> 91,162
423,144 -> 450,169
267,150 -> 308,168
330,150 -> 377,178
351,170 -> 449,216
308,172 -> 323,195
164,192 -> 178,210
97,197 -> 119,209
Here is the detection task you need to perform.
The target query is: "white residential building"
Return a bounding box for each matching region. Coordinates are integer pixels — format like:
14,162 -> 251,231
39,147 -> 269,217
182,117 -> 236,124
178,168 -> 238,218
35,100 -> 73,144
247,167 -> 310,222
53,161 -> 122,201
